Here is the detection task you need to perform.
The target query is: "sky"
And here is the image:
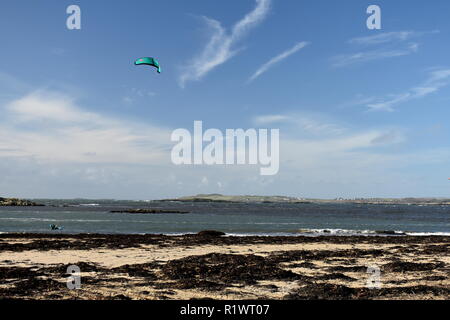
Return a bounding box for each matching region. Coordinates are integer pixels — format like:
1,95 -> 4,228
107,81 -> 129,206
1,0 -> 450,199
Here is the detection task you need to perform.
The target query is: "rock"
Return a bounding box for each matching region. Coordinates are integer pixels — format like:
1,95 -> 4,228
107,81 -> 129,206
0,197 -> 44,207
375,230 -> 406,235
196,230 -> 226,237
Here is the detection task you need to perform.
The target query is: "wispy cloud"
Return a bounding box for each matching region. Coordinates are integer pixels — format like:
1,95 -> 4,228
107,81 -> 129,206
179,0 -> 271,87
332,43 -> 419,67
348,30 -> 438,46
365,68 -> 450,111
122,88 -> 156,105
333,30 -> 438,67
253,113 -> 346,137
248,42 -> 309,82
253,114 -> 290,125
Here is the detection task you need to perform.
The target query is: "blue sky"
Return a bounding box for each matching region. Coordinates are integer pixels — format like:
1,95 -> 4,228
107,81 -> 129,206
1,0 -> 450,199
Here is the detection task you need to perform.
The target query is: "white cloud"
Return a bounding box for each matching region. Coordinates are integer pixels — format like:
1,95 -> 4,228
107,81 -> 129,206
7,91 -> 97,123
253,114 -> 290,125
332,43 -> 419,67
0,89 -> 446,199
427,69 -> 450,83
0,91 -> 171,164
283,131 -> 403,156
333,30 -> 439,68
348,30 -> 438,46
253,113 -> 345,136
253,113 -> 406,156
248,41 -> 309,82
365,68 -> 450,111
131,87 -> 156,97
179,0 -> 271,87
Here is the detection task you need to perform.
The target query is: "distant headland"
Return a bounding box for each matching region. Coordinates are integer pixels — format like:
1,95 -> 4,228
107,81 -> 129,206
162,194 -> 310,203
1,194 -> 450,206
162,194 -> 450,206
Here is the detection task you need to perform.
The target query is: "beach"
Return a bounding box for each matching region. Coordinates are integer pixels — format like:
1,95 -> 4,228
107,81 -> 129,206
0,233 -> 448,300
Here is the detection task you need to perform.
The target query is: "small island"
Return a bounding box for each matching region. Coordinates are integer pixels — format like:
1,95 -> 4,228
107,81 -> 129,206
0,197 -> 44,207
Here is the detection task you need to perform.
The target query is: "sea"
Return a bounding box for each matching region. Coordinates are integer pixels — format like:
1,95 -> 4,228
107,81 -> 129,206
0,200 -> 449,236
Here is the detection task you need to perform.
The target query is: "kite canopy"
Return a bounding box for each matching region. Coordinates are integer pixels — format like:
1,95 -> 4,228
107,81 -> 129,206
134,57 -> 161,73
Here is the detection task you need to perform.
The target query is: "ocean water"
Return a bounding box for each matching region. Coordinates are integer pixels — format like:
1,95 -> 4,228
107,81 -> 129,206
0,200 -> 449,236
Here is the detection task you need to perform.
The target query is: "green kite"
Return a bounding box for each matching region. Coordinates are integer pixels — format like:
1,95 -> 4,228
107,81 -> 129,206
134,57 -> 161,73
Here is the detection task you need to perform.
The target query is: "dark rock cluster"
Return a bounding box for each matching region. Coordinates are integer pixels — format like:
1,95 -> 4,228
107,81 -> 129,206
0,197 -> 44,206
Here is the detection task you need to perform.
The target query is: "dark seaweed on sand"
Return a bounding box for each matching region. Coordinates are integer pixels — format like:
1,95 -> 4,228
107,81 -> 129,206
161,253 -> 302,285
0,234 -> 448,300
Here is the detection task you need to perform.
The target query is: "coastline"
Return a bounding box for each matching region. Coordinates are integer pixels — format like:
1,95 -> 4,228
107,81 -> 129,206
3,193 -> 450,207
162,194 -> 450,206
0,233 -> 448,300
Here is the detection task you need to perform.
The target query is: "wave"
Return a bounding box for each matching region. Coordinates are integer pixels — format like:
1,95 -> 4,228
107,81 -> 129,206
223,228 -> 450,237
295,228 -> 450,236
295,228 -> 405,236
405,232 -> 450,236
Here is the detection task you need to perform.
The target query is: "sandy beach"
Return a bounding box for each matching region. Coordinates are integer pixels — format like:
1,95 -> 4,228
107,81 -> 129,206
0,233 -> 448,300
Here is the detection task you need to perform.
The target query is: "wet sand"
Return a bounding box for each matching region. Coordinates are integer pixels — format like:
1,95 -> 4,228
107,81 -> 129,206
0,233 -> 448,300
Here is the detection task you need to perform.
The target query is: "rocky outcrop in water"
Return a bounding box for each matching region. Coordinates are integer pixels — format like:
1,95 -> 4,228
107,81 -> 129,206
196,230 -> 226,237
0,197 -> 44,207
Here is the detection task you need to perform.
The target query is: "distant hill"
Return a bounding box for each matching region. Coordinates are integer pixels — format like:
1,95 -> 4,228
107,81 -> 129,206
162,194 -> 450,205
163,194 -> 311,203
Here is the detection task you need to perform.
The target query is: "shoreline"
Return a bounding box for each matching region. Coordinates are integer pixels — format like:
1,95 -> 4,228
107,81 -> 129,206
0,233 -> 448,300
3,194 -> 450,207
1,230 -> 449,237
